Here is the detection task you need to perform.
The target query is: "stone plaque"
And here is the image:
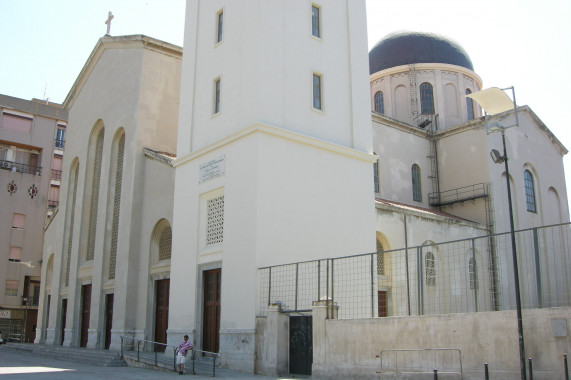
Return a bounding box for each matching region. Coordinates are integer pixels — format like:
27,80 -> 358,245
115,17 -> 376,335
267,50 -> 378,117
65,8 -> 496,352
552,319 -> 567,337
199,156 -> 225,184
0,310 -> 11,319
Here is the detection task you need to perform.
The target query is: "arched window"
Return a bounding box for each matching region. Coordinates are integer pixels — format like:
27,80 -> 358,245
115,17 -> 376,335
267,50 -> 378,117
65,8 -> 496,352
86,128 -> 104,261
158,226 -> 172,261
374,91 -> 385,114
412,164 -> 422,202
420,83 -> 435,115
469,257 -> 478,289
524,170 -> 537,213
466,89 -> 474,120
425,252 -> 436,286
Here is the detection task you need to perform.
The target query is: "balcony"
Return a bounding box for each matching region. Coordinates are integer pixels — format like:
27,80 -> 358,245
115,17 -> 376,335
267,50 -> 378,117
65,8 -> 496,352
48,200 -> 59,209
0,160 -> 42,175
428,183 -> 489,207
54,139 -> 65,149
51,169 -> 62,180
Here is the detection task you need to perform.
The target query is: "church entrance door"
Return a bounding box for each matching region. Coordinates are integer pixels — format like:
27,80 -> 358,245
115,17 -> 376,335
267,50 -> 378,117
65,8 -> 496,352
60,299 -> 67,345
80,284 -> 92,347
154,279 -> 170,352
104,293 -> 113,349
202,269 -> 220,353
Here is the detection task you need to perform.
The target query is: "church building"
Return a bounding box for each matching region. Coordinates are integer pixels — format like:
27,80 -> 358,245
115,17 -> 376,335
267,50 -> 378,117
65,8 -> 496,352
36,1 -> 570,377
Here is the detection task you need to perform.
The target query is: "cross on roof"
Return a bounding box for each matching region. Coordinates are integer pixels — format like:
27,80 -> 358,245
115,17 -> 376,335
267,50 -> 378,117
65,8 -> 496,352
105,11 -> 114,36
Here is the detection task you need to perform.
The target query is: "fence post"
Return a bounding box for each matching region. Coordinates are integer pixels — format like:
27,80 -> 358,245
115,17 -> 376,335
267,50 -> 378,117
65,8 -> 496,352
417,247 -> 424,315
564,353 -> 569,380
532,228 -> 543,308
484,363 -> 489,380
331,259 -> 335,319
295,263 -> 299,311
371,253 -> 375,318
471,239 -> 479,312
326,259 -> 329,319
267,267 -> 272,307
528,358 -> 533,380
317,260 -> 321,303
433,368 -> 438,379
120,336 -> 123,358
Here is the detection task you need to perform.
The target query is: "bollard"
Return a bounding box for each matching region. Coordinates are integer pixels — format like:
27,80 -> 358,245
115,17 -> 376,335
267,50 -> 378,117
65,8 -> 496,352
484,363 -> 489,380
565,353 -> 569,380
433,368 -> 438,379
528,358 -> 533,380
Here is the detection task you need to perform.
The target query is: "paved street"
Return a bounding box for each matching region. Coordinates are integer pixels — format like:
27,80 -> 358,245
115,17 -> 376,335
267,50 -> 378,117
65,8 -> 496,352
0,346 -> 301,380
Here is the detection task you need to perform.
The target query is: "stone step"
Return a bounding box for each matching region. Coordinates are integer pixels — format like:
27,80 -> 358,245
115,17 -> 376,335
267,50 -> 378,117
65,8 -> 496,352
2,343 -> 127,367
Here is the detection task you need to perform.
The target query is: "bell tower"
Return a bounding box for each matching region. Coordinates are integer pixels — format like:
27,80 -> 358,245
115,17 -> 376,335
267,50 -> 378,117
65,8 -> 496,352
170,0 -> 376,372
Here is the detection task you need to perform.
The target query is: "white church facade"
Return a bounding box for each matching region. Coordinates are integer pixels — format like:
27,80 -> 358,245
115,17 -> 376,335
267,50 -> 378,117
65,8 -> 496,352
35,1 -> 570,378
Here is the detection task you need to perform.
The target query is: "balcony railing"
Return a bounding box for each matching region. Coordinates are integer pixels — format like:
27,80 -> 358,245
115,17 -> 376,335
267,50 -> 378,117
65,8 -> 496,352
48,200 -> 59,209
0,160 -> 42,175
51,169 -> 62,180
54,139 -> 65,149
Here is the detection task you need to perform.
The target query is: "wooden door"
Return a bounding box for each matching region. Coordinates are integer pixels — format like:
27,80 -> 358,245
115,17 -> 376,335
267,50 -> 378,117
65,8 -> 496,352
378,291 -> 388,317
104,294 -> 114,349
60,299 -> 67,345
203,269 -> 221,353
154,279 -> 170,352
80,285 -> 91,347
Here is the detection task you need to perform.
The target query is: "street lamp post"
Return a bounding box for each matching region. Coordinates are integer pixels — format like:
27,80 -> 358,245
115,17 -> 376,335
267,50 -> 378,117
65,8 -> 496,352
468,87 -> 526,380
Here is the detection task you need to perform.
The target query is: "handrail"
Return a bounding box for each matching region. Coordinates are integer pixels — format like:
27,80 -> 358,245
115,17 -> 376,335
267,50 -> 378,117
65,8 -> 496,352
120,336 -> 220,376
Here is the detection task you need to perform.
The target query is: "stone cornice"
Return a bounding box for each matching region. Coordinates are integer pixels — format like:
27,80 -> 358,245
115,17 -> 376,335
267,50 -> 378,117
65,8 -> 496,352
173,123 -> 377,168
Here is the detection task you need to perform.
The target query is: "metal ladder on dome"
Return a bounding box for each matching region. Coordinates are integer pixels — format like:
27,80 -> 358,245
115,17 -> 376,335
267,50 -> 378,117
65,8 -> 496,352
408,64 -> 418,123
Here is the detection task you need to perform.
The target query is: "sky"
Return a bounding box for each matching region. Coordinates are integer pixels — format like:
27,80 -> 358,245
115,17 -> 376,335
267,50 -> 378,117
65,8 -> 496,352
1,0 -> 571,196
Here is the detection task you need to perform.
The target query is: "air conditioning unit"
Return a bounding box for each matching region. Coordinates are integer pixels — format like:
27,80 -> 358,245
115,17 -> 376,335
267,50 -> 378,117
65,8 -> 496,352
1,161 -> 13,170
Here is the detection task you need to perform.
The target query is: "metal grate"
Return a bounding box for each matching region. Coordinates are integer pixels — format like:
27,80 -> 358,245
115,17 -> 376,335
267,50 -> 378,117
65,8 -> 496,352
109,134 -> 125,279
159,226 -> 172,261
87,130 -> 104,261
206,196 -> 224,246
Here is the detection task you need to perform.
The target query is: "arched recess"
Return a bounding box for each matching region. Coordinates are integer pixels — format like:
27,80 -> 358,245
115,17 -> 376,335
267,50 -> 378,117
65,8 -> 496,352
81,120 -> 105,264
445,83 -> 458,117
61,157 -> 80,288
376,232 -> 391,317
394,85 -> 409,121
546,187 -> 562,225
465,247 -> 486,312
148,219 -> 173,349
105,128 -> 126,281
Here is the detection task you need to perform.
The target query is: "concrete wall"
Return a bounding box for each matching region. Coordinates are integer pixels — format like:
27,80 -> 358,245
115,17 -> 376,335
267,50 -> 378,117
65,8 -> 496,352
312,306 -> 571,380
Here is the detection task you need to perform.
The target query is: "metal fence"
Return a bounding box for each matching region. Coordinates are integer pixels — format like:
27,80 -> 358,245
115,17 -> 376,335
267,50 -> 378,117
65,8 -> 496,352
257,223 -> 571,319
120,336 -> 220,376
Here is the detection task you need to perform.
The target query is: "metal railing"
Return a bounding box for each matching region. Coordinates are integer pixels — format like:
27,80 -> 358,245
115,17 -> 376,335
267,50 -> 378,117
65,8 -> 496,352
379,348 -> 463,377
258,222 -> 571,319
120,336 -> 220,376
428,182 -> 489,207
0,160 -> 42,175
51,169 -> 62,180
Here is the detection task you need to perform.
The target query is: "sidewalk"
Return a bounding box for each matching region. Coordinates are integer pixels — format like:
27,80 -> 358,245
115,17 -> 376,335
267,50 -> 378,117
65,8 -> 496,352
0,346 -> 302,379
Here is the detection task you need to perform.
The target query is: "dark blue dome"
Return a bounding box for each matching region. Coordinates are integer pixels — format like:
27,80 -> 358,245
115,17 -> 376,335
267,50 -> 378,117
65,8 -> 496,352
369,31 -> 474,74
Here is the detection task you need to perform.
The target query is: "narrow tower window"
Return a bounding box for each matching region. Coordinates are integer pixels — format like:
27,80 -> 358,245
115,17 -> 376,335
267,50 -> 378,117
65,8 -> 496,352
420,83 -> 435,115
313,74 -> 322,110
524,169 -> 537,213
425,252 -> 436,286
311,5 -> 321,38
412,164 -> 422,202
216,10 -> 224,44
466,89 -> 474,120
373,158 -> 379,193
214,78 -> 221,114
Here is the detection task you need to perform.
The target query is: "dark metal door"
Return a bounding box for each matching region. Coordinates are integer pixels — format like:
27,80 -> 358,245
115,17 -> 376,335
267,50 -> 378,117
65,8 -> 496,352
60,299 -> 67,345
203,269 -> 221,353
80,284 -> 91,347
104,294 -> 114,349
154,279 -> 170,352
289,315 -> 312,375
